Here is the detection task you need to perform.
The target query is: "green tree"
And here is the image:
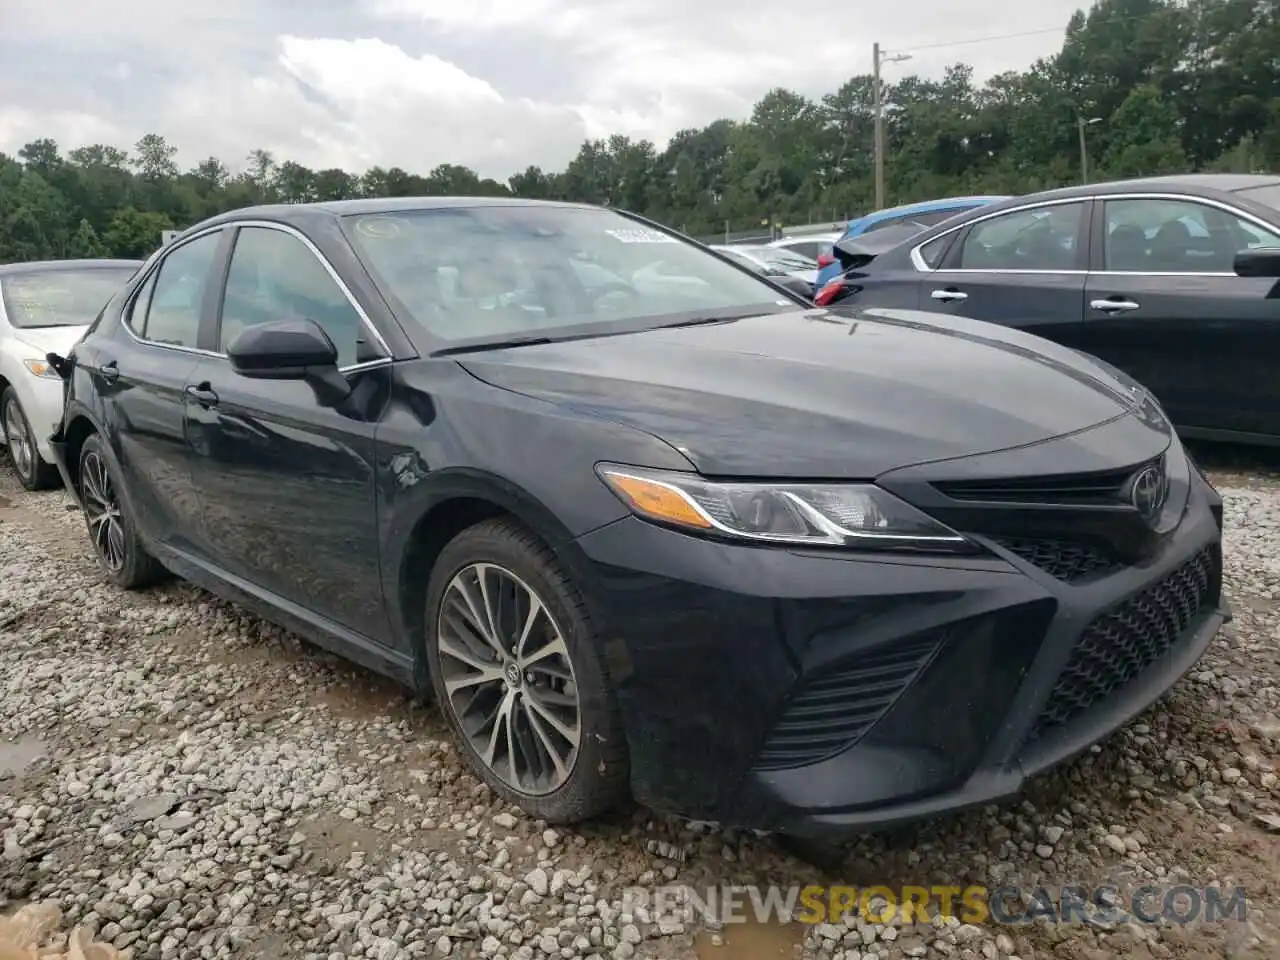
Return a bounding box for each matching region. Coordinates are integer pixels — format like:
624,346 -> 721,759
104,207 -> 174,258
133,134 -> 179,181
5,0 -> 1280,256
1100,83 -> 1187,177
67,218 -> 106,257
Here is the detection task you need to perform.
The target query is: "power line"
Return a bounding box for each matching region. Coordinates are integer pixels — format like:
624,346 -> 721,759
892,26 -> 1069,54
886,8 -> 1178,56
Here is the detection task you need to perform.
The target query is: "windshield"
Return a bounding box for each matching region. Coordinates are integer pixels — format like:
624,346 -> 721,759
1,266 -> 137,329
343,205 -> 792,345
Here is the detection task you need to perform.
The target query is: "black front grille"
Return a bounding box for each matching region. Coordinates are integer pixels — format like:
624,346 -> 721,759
1030,545 -> 1218,739
992,537 -> 1121,583
935,458 -> 1158,506
752,634 -> 943,771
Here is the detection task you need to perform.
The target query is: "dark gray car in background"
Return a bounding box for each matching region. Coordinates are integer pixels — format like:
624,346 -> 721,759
816,174 -> 1280,445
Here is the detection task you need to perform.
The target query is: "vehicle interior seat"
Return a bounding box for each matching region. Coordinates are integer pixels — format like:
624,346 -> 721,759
1107,224 -> 1149,271
1149,219 -> 1194,271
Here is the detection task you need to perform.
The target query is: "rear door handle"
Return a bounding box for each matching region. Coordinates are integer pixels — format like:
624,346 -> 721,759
99,360 -> 119,384
1090,298 -> 1141,313
184,383 -> 219,408
930,288 -> 968,302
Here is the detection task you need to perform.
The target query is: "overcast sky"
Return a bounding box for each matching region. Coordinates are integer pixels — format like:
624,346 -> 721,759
0,0 -> 1090,181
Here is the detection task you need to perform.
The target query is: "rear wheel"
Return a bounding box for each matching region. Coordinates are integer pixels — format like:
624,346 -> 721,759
425,518 -> 629,823
2,388 -> 59,490
78,433 -> 165,589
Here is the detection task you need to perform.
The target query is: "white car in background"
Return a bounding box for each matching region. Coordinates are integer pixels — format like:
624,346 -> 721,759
712,244 -> 821,290
767,231 -> 842,263
0,259 -> 141,489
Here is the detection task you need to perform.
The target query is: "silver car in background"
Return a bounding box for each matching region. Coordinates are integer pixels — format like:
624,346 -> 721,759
711,244 -> 820,295
0,259 -> 141,489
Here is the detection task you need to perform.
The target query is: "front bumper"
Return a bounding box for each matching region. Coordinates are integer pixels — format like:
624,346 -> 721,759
19,376 -> 66,464
572,468 -> 1227,837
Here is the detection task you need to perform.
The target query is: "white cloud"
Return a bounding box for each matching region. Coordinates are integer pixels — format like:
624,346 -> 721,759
0,108 -> 123,156
0,0 -> 1092,180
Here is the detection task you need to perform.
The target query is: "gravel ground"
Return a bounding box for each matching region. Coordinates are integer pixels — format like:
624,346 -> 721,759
2,449 -> 1279,960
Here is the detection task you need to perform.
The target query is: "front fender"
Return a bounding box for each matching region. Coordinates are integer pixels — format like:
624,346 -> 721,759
374,361 -> 698,668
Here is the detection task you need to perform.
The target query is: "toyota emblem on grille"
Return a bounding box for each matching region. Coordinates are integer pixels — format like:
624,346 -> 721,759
1128,462 -> 1168,525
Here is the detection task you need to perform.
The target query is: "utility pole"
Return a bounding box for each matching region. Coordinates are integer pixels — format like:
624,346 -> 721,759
873,43 -> 912,210
873,43 -> 883,209
1077,115 -> 1103,185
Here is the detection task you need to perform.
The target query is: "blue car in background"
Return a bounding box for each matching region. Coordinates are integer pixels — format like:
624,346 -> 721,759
813,195 -> 1010,289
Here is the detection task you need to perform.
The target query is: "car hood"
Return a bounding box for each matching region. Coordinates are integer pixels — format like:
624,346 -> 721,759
10,325 -> 87,357
456,307 -> 1150,478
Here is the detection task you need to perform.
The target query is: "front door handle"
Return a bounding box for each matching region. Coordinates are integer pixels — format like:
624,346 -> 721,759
184,383 -> 219,408
99,360 -> 119,384
1090,298 -> 1141,313
930,288 -> 968,302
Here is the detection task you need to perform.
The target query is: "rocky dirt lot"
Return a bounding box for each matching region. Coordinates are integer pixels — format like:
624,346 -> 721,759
1,450 -> 1279,960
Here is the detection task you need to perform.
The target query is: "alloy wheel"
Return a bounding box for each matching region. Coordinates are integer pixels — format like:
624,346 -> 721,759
3,399 -> 32,480
81,451 -> 126,572
436,562 -> 581,796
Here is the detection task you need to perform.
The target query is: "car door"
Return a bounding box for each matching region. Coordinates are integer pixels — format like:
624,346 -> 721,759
95,228 -> 228,553
1080,194 -> 1280,437
916,199 -> 1091,345
183,222 -> 395,640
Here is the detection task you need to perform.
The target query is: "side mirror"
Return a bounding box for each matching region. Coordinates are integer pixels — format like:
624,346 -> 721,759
1233,247 -> 1280,278
227,319 -> 338,379
226,319 -> 353,407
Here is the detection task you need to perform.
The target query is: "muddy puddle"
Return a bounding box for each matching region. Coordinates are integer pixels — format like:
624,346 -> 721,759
0,735 -> 47,782
695,916 -> 805,959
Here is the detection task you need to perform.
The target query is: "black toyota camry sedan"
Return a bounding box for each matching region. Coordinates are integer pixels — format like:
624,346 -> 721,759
47,197 -> 1228,837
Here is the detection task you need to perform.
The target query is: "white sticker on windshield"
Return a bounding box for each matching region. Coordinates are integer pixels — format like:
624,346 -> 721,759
605,228 -> 677,244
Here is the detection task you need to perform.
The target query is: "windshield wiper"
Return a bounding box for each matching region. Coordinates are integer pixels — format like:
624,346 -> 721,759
653,311 -> 770,330
433,335 -> 555,357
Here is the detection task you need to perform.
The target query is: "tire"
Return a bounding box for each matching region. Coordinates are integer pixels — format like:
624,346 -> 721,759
2,387 -> 59,491
78,433 -> 165,589
425,518 -> 629,823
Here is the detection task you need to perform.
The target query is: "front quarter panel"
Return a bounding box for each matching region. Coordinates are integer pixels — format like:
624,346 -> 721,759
376,358 -> 697,651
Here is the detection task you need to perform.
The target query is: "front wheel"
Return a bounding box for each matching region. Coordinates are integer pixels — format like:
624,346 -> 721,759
425,518 -> 629,823
2,388 -> 59,490
78,433 -> 165,589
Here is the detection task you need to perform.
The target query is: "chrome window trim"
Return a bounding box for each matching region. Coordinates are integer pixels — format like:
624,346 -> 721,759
910,191 -> 1280,276
1089,271 -> 1238,279
927,269 -> 1089,276
121,219 -> 394,374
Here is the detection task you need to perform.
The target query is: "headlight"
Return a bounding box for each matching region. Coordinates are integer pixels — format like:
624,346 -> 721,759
596,464 -> 972,551
22,359 -> 60,379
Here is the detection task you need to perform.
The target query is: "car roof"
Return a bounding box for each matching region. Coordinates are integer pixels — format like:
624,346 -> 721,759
854,196 -> 1009,226
0,258 -> 142,276
974,174 -> 1280,211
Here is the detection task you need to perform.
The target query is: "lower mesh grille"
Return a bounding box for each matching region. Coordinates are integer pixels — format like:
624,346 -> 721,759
992,537 -> 1121,583
1030,545 -> 1218,740
752,634 -> 943,771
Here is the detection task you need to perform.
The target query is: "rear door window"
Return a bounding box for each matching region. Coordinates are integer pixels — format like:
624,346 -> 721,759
957,203 -> 1086,271
140,231 -> 222,347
